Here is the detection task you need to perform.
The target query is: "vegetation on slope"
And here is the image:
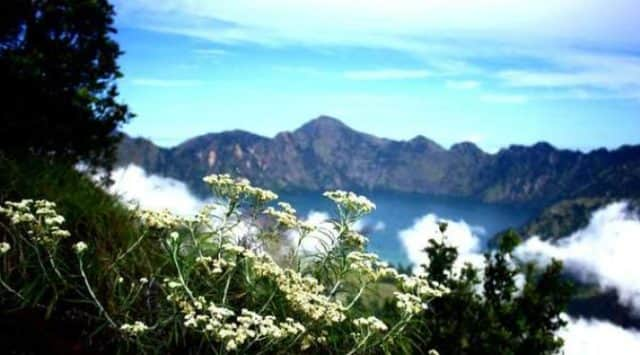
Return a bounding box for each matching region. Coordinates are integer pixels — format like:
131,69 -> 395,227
0,157 -> 573,354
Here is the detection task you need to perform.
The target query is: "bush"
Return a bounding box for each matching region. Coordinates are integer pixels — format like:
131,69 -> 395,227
414,229 -> 573,355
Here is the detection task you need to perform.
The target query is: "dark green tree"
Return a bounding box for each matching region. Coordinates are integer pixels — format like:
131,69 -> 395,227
0,0 -> 131,171
414,228 -> 573,355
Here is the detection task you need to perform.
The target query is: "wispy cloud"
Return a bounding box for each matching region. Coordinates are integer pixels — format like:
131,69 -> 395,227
113,1 -> 640,49
495,52 -> 640,100
446,80 -> 480,90
114,1 -> 640,102
273,65 -> 326,76
480,93 -> 528,104
130,78 -> 205,87
194,48 -> 229,57
343,69 -> 430,81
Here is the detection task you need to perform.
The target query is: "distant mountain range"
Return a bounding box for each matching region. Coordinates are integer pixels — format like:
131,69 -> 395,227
117,116 -> 640,207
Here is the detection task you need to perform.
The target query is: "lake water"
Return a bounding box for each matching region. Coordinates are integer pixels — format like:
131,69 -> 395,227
278,191 -> 536,265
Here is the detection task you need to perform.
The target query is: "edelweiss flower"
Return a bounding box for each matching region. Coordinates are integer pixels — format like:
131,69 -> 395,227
353,316 -> 388,332
73,241 -> 88,254
1,199 -> 71,247
323,190 -> 375,217
0,242 -> 10,255
120,321 -> 149,336
203,174 -> 278,204
394,292 -> 427,316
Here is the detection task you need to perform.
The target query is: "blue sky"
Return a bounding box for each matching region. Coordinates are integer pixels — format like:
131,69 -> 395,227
112,0 -> 640,152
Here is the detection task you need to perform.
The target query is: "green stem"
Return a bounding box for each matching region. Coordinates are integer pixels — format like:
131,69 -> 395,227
78,255 -> 117,328
108,231 -> 147,270
171,243 -> 196,302
47,250 -> 66,284
347,332 -> 372,355
346,283 -> 367,309
221,268 -> 235,305
0,274 -> 24,300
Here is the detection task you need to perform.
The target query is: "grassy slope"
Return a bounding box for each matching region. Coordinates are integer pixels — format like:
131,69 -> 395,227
0,156 -> 160,354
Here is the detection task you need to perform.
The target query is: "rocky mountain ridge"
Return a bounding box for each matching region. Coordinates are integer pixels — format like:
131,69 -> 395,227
117,116 -> 640,207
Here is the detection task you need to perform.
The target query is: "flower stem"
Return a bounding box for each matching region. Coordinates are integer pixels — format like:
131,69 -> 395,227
78,255 -> 117,328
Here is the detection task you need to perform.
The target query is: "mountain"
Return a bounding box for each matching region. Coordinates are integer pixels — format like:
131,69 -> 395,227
117,116 -> 640,206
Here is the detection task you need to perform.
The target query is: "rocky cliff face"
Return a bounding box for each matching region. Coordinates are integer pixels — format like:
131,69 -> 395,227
118,116 -> 640,206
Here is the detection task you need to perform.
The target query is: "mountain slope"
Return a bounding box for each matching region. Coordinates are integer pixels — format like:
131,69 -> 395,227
118,116 -> 640,206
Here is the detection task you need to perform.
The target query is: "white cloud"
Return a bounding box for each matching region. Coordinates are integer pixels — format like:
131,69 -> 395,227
113,1 -> 640,49
399,213 -> 485,273
480,93 -> 528,104
286,211 -> 337,256
561,316 -> 640,355
499,53 -> 640,90
516,202 -> 640,312
129,78 -> 204,87
353,218 -> 386,233
194,48 -> 229,57
108,165 -> 262,244
446,80 -> 480,90
343,69 -> 430,81
113,1 -> 640,100
287,211 -> 387,256
109,164 -> 207,215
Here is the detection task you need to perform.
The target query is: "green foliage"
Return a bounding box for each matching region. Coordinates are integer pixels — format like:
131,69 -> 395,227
0,158 -> 576,354
0,162 -> 447,354
0,0 -> 132,171
415,229 -> 573,355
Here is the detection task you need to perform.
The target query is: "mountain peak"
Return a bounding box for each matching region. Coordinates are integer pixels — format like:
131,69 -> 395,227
409,135 -> 445,152
450,141 -> 483,154
296,116 -> 350,134
295,115 -> 352,136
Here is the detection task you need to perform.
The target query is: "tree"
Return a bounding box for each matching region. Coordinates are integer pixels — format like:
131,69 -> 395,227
0,0 -> 131,172
414,228 -> 573,355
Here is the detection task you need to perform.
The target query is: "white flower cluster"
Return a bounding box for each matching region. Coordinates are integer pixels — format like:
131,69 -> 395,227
174,293 -> 305,352
72,241 -> 88,254
346,252 -> 399,281
0,199 -> 71,247
196,255 -> 236,275
397,274 -> 450,299
251,254 -> 347,324
263,202 -> 299,229
300,332 -> 328,351
203,174 -> 278,205
353,316 -> 388,332
136,209 -> 181,230
341,230 -> 369,250
393,292 -> 427,316
0,242 -> 10,255
120,321 -> 150,336
323,190 -> 376,216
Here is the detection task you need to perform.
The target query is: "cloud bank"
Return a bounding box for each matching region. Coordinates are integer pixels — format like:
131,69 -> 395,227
516,202 -> 640,312
399,213 -> 485,273
109,164 -> 207,215
561,316 -> 640,355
